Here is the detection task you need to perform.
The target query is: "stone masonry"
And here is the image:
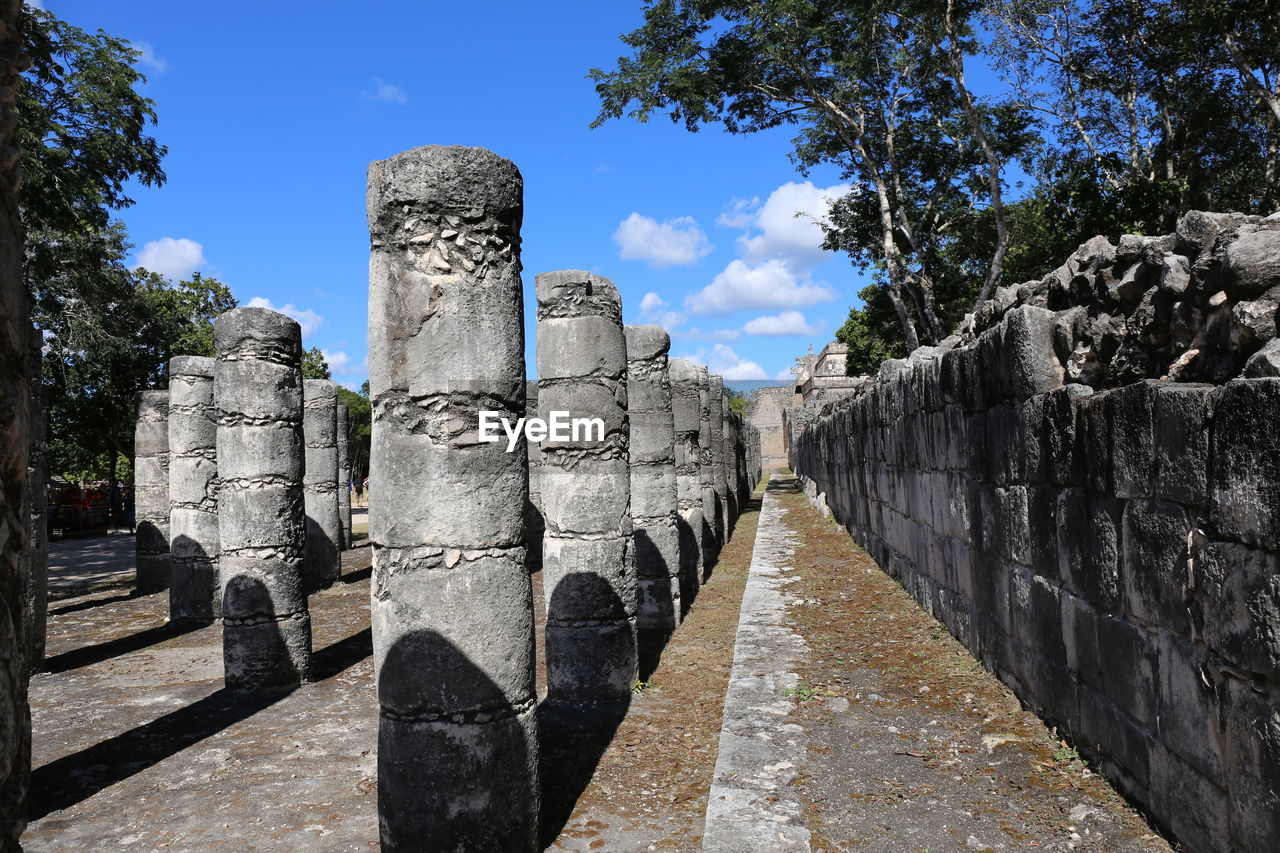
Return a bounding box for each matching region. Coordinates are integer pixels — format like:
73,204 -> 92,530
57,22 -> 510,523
23,324 -> 47,668
367,145 -> 539,850
1,0 -> 30,840
669,358 -> 706,606
337,403 -> 351,550
302,379 -> 341,592
707,375 -> 730,545
625,324 -> 681,634
696,367 -> 720,572
526,380 -> 544,574
537,270 -> 637,725
168,355 -> 220,625
214,306 -> 312,691
792,212 -> 1280,852
134,390 -> 171,594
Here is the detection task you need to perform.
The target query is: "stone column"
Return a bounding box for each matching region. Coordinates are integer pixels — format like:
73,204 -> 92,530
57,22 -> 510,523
669,358 -> 706,607
214,306 -> 312,691
0,3 -> 31,838
721,399 -> 739,536
368,145 -> 537,851
696,366 -> 720,572
625,325 -> 680,634
303,379 -> 341,591
23,325 -> 48,667
337,403 -> 351,550
168,356 -> 220,625
525,381 -> 544,574
134,389 -> 171,593
537,270 -> 636,725
708,374 -> 730,544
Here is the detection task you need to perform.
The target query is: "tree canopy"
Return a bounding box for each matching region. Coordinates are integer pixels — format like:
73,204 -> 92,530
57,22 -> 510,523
594,0 -> 1280,374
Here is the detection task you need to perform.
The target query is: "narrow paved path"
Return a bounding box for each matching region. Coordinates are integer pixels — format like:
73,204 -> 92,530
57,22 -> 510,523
703,476 -> 1172,853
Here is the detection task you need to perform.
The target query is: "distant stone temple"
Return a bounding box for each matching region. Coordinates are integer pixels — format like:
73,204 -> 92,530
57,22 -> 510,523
790,341 -> 861,403
745,387 -> 789,471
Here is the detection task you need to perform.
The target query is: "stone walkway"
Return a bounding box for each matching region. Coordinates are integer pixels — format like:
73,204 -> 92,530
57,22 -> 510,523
702,476 -> 1172,853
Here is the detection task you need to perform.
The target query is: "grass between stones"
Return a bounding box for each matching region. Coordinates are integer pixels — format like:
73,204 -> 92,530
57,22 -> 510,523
773,478 -> 1172,853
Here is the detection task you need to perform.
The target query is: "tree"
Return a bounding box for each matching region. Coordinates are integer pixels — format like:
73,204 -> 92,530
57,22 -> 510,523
337,383 -> 372,484
724,385 -> 749,415
301,347 -> 331,380
592,0 -> 1035,351
18,6 -> 167,289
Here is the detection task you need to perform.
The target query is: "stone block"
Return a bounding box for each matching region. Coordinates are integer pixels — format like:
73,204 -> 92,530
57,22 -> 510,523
1211,378 -> 1280,550
1192,539 -> 1280,680
1107,380 -> 1159,499
1057,488 -> 1123,612
1153,383 -> 1212,507
1222,677 -> 1280,848
1121,499 -> 1193,633
1156,633 -> 1223,779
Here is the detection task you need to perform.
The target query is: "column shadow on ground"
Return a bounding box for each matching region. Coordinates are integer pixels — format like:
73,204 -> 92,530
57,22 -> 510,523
47,590 -> 142,617
42,620 -> 203,675
27,624 -> 373,821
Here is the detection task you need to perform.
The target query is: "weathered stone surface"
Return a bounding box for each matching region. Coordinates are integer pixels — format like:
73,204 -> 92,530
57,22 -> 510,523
669,358 -> 706,608
168,355 -> 220,624
626,325 -> 680,633
537,270 -> 636,724
1224,227 -> 1280,300
525,381 -> 544,574
368,145 -> 537,851
134,389 -> 171,594
337,403 -> 351,549
302,379 -> 341,591
0,8 -> 31,839
214,306 -> 312,691
1212,378 -> 1280,550
23,324 -> 47,668
707,375 -> 730,546
696,366 -> 720,572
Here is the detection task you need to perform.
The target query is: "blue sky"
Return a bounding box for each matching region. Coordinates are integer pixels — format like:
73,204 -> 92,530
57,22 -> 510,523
45,1 -> 878,387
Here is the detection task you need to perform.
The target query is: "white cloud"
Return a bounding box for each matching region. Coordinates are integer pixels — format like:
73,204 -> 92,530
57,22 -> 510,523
734,181 -> 850,273
614,213 -> 713,269
774,368 -> 796,380
741,310 -> 823,336
134,237 -> 205,280
246,297 -> 324,338
367,77 -> 407,103
716,197 -> 760,228
685,259 -> 836,315
676,344 -> 769,381
672,327 -> 741,342
637,291 -> 685,330
321,350 -> 367,376
133,42 -> 169,74
25,1 -> 44,10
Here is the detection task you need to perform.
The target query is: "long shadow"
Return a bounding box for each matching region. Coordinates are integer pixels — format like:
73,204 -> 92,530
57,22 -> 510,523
42,621 -> 204,675
341,565 -> 372,585
47,590 -> 141,617
28,624 -> 373,820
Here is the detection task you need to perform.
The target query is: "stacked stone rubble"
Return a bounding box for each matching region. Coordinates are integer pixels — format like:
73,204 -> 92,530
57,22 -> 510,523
537,269 -> 636,722
214,306 -> 312,691
791,212 -> 1280,852
695,367 -> 720,573
0,2 -> 31,838
168,356 -> 221,624
23,325 -> 47,667
707,375 -> 729,545
303,379 -> 341,591
134,390 -> 171,593
368,145 -> 538,851
337,403 -> 351,549
625,325 -> 680,633
669,359 -> 707,608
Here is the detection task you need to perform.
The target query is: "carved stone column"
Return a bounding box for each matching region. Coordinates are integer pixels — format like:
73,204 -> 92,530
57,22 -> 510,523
303,378 -> 340,591
135,389 -> 171,593
169,356 -> 220,624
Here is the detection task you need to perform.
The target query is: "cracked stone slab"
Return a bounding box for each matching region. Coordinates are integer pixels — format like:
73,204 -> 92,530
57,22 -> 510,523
703,480 -> 811,852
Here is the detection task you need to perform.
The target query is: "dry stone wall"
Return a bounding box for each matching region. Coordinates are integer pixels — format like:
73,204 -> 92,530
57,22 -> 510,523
792,212 -> 1280,852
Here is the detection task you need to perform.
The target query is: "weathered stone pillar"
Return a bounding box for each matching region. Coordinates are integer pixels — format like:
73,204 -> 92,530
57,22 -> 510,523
168,356 -> 220,625
525,381 -> 544,574
214,306 -> 312,691
708,374 -> 730,544
134,389 -> 171,594
23,325 -> 48,668
303,379 -> 341,591
721,399 -> 739,535
625,325 -> 680,634
669,358 -> 706,607
537,270 -> 636,724
337,403 -> 351,550
696,366 -> 720,572
0,3 -> 32,837
368,145 -> 538,851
